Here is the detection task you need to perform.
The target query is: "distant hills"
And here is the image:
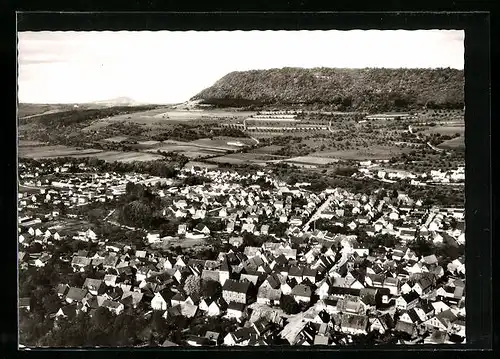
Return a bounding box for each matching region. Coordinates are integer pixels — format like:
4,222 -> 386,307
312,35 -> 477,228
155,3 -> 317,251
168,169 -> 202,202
91,97 -> 145,106
191,67 -> 464,111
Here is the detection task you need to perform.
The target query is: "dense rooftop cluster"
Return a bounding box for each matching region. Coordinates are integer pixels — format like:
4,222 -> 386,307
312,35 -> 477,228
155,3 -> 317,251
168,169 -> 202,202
18,160 -> 465,347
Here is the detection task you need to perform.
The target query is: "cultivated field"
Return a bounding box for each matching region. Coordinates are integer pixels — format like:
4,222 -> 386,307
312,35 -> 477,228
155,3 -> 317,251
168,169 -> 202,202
420,124 -> 465,136
311,145 -> 413,161
18,144 -> 164,163
284,156 -> 340,165
70,151 -> 164,163
82,107 -> 256,132
18,145 -> 103,159
104,136 -> 129,143
250,145 -> 284,154
151,236 -> 208,249
18,140 -> 48,147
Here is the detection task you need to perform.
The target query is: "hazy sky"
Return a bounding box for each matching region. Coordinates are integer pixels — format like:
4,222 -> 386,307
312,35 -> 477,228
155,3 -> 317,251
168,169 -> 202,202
18,30 -> 464,104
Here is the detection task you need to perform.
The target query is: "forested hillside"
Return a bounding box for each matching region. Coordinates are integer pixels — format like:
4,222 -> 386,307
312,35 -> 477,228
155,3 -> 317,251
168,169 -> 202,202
191,67 -> 464,111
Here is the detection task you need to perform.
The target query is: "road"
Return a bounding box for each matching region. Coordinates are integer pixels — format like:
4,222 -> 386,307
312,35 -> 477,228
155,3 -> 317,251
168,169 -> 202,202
302,195 -> 334,232
249,136 -> 260,145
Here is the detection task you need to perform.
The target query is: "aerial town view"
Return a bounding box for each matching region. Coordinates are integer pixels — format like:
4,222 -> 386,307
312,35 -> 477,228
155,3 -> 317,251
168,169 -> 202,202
17,30 -> 465,347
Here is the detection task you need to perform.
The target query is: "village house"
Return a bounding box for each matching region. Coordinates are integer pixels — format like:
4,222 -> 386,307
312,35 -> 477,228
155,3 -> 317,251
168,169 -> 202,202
222,279 -> 252,304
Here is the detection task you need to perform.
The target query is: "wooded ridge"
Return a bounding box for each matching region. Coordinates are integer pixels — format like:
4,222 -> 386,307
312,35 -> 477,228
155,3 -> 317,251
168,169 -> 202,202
191,67 -> 464,111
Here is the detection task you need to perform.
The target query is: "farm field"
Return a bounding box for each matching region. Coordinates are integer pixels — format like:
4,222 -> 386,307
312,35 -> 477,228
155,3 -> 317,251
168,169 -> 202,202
250,145 -> 284,154
46,218 -> 96,235
150,236 -> 208,249
18,144 -> 164,163
283,156 -> 340,165
18,145 -> 103,159
82,108 -> 256,132
104,136 -> 129,143
420,124 -> 465,136
438,136 -> 465,150
144,144 -> 226,157
18,140 -> 48,147
188,138 -> 252,151
311,145 -> 413,161
207,153 -> 270,165
70,151 -> 164,163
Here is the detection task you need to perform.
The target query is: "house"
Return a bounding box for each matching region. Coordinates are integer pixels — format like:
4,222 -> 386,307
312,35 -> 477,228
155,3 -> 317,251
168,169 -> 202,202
83,278 -> 106,296
226,222 -> 235,233
207,300 -> 222,317
185,335 -> 212,346
151,289 -> 174,311
19,297 -> 31,312
102,300 -> 124,315
162,339 -> 179,347
423,309 -> 458,331
413,275 -> 434,296
340,313 -> 368,335
71,256 -> 92,271
104,274 -> 117,287
394,320 -> 416,338
399,308 -> 422,324
179,303 -> 198,318
288,266 -> 304,283
223,327 -> 257,346
226,302 -> 246,320
229,237 -> 244,247
292,283 -> 312,303
257,285 -> 282,306
369,314 -> 394,334
222,279 -> 251,304
120,291 -> 143,308
56,284 -> 70,299
55,305 -> 77,320
205,331 -> 221,345
65,287 -> 88,304
382,277 -> 399,296
171,292 -> 187,307
178,224 -> 187,235
395,291 -> 420,310
194,223 -> 210,235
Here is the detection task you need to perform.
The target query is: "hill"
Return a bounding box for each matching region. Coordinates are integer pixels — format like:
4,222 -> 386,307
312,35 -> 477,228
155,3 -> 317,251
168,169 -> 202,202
191,67 -> 464,112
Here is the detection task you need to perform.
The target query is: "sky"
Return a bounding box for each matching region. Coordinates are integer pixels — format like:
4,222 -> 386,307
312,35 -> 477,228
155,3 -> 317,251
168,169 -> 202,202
18,30 -> 464,104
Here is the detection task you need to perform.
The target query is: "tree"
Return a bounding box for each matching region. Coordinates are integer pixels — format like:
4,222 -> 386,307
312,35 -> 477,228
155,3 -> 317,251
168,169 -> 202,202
280,295 -> 300,314
92,307 -> 113,331
151,310 -> 167,333
201,280 -> 222,298
183,275 -> 202,297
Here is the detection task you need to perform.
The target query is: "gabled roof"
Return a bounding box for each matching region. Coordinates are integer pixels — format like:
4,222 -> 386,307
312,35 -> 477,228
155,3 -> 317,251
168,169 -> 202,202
401,291 -> 420,303
222,279 -> 251,294
65,287 -> 87,302
227,301 -> 246,312
291,283 -> 312,297
341,313 -> 368,330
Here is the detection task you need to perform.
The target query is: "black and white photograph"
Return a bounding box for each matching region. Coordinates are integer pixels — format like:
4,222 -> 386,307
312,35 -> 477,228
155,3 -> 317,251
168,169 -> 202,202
17,29 -> 466,348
